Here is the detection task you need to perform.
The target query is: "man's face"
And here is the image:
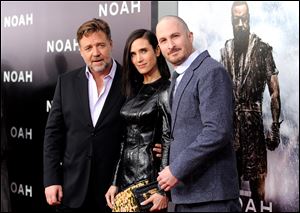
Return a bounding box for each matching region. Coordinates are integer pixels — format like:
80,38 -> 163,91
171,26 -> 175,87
156,18 -> 193,67
232,4 -> 250,42
79,31 -> 112,73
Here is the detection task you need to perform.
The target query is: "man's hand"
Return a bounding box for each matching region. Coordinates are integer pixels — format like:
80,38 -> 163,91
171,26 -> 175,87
266,121 -> 281,151
45,185 -> 63,205
153,143 -> 162,158
157,166 -> 179,191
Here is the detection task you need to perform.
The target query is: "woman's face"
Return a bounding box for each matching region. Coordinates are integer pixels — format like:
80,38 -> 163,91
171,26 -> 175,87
130,38 -> 160,77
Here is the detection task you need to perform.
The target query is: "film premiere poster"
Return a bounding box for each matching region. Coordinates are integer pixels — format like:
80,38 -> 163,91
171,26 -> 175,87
179,1 -> 299,212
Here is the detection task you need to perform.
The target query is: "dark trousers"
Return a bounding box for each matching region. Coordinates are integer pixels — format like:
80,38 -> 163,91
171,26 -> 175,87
174,198 -> 241,212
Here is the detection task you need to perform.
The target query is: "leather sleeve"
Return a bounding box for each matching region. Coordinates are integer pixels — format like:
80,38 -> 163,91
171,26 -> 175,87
112,133 -> 125,186
158,89 -> 171,170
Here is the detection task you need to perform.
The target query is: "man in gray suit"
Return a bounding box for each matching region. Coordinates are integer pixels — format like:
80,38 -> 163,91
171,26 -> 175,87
156,16 -> 241,212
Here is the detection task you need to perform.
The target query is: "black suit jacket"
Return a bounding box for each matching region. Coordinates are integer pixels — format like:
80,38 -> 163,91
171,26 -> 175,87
43,62 -> 125,208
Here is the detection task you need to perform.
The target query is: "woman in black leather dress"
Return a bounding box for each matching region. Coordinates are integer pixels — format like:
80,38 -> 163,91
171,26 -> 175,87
105,29 -> 171,211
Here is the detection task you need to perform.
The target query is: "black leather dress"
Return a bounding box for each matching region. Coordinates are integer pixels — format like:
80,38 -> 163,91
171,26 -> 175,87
112,78 -> 171,191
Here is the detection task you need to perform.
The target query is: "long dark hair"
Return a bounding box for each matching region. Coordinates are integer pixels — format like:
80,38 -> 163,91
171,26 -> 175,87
122,29 -> 170,97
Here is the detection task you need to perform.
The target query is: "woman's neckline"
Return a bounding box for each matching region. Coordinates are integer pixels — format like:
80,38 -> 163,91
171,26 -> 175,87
143,76 -> 162,85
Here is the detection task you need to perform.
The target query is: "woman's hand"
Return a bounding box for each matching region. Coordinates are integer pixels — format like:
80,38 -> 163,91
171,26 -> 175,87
141,193 -> 168,211
105,185 -> 118,209
153,143 -> 162,158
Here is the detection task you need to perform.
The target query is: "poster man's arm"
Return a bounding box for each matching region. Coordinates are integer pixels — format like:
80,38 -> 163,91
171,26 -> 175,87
266,74 -> 281,150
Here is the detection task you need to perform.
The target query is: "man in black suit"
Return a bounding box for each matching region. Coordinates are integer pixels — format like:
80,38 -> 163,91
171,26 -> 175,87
43,18 -> 125,212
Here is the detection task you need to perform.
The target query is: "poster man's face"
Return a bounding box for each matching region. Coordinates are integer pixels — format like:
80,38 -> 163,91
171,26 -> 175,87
232,4 -> 250,42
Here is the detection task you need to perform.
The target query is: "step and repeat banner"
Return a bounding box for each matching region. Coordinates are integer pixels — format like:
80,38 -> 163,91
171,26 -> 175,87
179,1 -> 299,212
1,1 -> 156,211
2,1 -> 299,212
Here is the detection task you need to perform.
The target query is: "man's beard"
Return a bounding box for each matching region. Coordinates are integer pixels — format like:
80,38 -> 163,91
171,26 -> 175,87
234,28 -> 250,52
93,62 -> 109,73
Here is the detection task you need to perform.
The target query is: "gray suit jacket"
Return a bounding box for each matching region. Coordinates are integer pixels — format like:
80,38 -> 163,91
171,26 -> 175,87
169,50 -> 239,204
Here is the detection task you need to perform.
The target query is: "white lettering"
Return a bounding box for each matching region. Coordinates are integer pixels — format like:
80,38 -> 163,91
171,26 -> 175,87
240,197 -> 273,212
3,71 -> 32,83
10,182 -> 17,193
18,15 -> 25,26
4,16 -> 11,27
131,1 -> 141,13
46,100 -> 52,112
55,40 -> 64,52
120,1 -> 129,15
4,13 -> 33,28
99,1 -> 141,17
110,2 -> 119,16
10,182 -> 18,193
47,41 -> 54,53
47,39 -> 79,53
245,199 -> 256,212
10,127 -> 32,140
64,39 -> 72,51
261,201 -> 272,212
26,13 -> 33,25
99,3 -> 108,16
10,182 -> 32,197
24,185 -> 33,197
11,16 -> 18,27
18,184 -> 24,195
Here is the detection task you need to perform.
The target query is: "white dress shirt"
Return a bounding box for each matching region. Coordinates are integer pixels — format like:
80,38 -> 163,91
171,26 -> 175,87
85,60 -> 117,127
173,49 -> 201,94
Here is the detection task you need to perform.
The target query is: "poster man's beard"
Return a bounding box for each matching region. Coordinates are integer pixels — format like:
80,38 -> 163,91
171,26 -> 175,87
234,29 -> 250,51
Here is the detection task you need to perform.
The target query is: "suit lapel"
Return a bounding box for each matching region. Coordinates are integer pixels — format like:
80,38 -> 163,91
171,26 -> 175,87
76,68 -> 93,127
171,51 -> 210,133
95,63 -> 122,129
171,71 -> 193,132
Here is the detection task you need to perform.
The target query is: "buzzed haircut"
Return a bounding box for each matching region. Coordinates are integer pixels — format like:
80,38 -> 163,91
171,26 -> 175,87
156,15 -> 190,33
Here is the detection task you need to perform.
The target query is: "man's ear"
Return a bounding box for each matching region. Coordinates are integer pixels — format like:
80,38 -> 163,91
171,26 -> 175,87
188,31 -> 194,44
156,45 -> 161,57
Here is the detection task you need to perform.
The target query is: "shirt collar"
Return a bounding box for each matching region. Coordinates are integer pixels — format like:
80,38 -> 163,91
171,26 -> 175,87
175,49 -> 201,75
85,59 -> 116,79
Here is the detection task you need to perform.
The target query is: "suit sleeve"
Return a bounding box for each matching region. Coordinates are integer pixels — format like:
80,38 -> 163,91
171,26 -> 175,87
43,76 -> 65,187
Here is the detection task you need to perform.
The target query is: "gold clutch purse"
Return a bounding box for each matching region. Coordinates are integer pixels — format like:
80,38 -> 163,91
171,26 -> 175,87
113,179 -> 159,212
